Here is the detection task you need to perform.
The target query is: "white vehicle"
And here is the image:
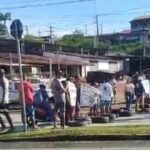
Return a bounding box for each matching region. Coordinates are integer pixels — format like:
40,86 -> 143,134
9,78 -> 53,103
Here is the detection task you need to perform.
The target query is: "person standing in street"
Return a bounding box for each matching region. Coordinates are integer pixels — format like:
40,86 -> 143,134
99,79 -> 113,115
134,78 -> 145,113
124,78 -> 135,110
110,76 -> 117,102
66,77 -> 77,122
51,70 -> 67,129
0,69 -> 14,132
18,74 -> 37,129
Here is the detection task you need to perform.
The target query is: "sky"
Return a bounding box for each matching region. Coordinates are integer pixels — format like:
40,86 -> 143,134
1,0 -> 150,37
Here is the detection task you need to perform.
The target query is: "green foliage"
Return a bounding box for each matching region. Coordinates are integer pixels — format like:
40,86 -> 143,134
0,12 -> 11,26
0,24 -> 6,35
0,12 -> 11,36
110,42 -> 143,55
56,30 -> 109,51
57,29 -> 143,55
24,34 -> 43,43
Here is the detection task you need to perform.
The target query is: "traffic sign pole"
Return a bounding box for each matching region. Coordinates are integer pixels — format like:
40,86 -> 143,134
16,38 -> 27,132
11,20 -> 27,132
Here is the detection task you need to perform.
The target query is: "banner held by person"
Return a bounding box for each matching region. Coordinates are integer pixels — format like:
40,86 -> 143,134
80,83 -> 99,107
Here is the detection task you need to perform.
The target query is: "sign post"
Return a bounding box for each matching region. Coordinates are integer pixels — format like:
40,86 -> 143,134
10,19 -> 27,132
49,59 -> 52,81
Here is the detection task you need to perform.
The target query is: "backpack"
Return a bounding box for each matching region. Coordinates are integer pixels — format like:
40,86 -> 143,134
33,90 -> 43,106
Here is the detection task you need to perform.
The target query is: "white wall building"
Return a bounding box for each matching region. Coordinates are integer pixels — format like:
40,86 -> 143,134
83,58 -> 124,76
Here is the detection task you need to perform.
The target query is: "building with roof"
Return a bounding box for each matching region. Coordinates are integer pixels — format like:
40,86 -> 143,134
131,15 -> 150,32
87,15 -> 150,46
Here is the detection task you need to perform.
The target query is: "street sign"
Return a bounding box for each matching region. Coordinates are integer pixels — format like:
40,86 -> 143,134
10,19 -> 27,132
10,19 -> 23,39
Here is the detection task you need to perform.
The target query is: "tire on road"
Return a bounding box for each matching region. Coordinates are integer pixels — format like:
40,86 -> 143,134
111,109 -> 120,118
91,116 -> 109,124
75,117 -> 92,124
108,114 -> 116,123
67,120 -> 89,127
102,114 -> 116,123
144,108 -> 150,113
145,104 -> 150,109
119,109 -> 135,117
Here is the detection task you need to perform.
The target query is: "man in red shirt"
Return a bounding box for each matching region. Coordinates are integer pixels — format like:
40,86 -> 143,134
18,74 -> 37,129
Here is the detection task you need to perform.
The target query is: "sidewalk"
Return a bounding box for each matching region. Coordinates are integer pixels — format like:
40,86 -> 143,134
2,111 -> 150,132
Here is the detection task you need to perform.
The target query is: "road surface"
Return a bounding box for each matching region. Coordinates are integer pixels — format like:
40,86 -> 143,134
0,141 -> 150,149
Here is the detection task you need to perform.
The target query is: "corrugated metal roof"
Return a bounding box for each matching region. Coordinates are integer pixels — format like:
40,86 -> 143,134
0,52 -> 87,66
131,15 -> 150,22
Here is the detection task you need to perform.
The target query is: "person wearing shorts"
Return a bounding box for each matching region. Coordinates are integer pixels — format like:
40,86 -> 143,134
124,78 -> 135,110
100,101 -> 111,114
66,77 -> 77,122
51,70 -> 67,129
134,78 -> 145,113
0,69 -> 14,132
18,74 -> 37,129
99,79 -> 112,115
110,76 -> 117,102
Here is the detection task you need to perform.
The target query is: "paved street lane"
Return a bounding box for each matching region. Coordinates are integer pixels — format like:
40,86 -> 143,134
0,141 -> 150,149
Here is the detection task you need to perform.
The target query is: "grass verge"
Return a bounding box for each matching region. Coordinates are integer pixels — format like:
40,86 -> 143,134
1,125 -> 150,141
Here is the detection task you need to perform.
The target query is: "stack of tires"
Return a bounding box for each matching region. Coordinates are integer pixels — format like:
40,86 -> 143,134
67,117 -> 92,127
144,103 -> 150,113
91,114 -> 116,124
111,109 -> 120,118
119,108 -> 135,117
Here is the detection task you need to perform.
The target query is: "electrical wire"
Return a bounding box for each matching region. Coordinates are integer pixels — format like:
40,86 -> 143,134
0,0 -> 94,10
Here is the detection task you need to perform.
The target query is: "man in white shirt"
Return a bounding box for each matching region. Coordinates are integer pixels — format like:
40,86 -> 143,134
99,79 -> 113,115
0,69 -> 14,132
66,77 -> 77,121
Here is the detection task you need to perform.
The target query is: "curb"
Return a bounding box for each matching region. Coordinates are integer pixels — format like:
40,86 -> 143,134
1,135 -> 150,142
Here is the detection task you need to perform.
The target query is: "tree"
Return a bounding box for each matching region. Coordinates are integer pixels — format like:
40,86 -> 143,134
3,12 -> 11,26
109,42 -> 143,55
0,12 -> 11,26
24,34 -> 43,43
56,30 -> 109,50
0,12 -> 11,36
0,24 -> 6,35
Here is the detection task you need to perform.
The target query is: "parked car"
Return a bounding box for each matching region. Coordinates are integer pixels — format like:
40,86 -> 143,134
9,78 -> 53,103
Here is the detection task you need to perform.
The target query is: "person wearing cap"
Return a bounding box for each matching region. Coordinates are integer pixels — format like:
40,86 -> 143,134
0,69 -> 14,132
51,70 -> 67,129
33,84 -> 53,122
134,78 -> 145,113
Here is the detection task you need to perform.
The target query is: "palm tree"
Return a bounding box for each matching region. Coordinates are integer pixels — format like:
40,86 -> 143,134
0,12 -> 11,26
0,12 -> 11,36
0,13 -> 3,24
3,12 -> 11,26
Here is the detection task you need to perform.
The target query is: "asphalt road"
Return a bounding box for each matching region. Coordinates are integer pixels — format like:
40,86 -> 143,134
0,141 -> 150,149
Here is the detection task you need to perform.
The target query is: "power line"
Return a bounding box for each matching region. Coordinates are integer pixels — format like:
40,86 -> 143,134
0,0 -> 65,5
0,0 -> 94,10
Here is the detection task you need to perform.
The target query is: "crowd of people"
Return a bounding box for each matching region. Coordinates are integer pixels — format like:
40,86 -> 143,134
0,68 -> 149,132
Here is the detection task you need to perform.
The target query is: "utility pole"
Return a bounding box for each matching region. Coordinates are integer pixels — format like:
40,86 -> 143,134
24,26 -> 29,35
85,25 -> 87,36
100,24 -> 103,36
38,30 -> 41,37
49,26 -> 53,44
143,22 -> 147,56
94,15 -> 99,48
